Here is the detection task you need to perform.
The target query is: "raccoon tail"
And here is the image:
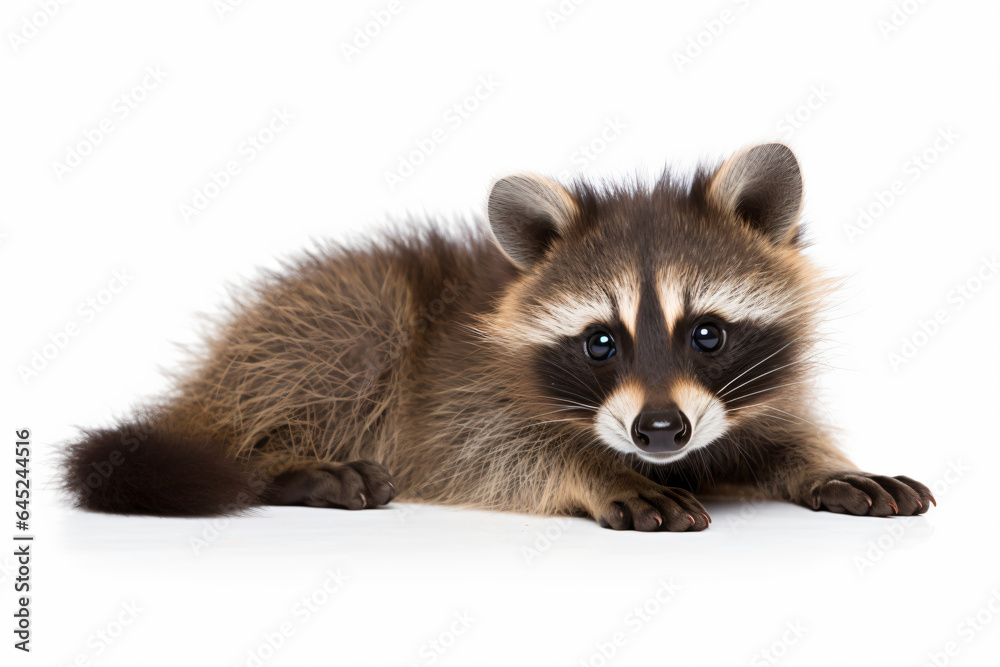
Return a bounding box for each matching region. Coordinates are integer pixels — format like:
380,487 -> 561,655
60,415 -> 264,517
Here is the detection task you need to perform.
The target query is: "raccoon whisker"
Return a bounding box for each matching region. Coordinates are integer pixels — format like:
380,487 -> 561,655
577,357 -> 606,396
575,433 -> 613,459
715,339 -> 799,396
671,456 -> 698,493
540,405 -> 599,417
724,402 -> 773,413
718,354 -> 822,399
551,393 -> 602,407
719,368 -> 785,400
553,367 -> 605,404
537,405 -> 596,415
534,407 -> 596,420
722,379 -> 814,404
550,389 -> 603,408
754,412 -> 798,426
756,405 -> 822,429
698,442 -> 719,473
726,440 -> 762,486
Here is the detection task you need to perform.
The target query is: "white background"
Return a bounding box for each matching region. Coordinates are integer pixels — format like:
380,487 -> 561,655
2,1 -> 999,666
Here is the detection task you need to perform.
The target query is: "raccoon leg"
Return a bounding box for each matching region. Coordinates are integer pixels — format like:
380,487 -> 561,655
549,457 -> 711,532
758,437 -> 935,517
803,472 -> 934,517
264,461 -> 397,510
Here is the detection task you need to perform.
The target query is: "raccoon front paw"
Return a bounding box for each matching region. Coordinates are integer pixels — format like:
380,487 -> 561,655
595,485 -> 710,532
270,461 -> 397,510
809,472 -> 935,517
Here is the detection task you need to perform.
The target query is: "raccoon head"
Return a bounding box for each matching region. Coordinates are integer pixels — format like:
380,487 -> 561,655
485,143 -> 829,465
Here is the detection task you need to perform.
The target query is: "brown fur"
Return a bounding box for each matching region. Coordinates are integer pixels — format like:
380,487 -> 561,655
61,144 -> 935,527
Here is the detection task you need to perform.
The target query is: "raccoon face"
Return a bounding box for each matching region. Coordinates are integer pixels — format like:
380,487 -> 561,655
487,144 -> 827,465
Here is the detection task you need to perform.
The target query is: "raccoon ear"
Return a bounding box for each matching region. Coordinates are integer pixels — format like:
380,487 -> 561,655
487,174 -> 578,269
707,143 -> 804,244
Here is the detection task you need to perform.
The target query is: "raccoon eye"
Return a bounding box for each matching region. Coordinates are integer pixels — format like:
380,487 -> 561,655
585,331 -> 616,361
692,323 -> 723,353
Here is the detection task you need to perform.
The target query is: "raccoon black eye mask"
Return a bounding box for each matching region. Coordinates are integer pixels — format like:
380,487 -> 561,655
61,142 -> 935,531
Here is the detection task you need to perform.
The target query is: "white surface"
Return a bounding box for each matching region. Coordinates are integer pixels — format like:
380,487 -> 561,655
2,0 -> 999,665
39,496 -> 993,667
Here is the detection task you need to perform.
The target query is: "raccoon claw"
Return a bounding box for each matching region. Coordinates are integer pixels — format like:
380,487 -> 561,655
269,460 -> 398,510
809,472 -> 933,517
595,486 -> 709,532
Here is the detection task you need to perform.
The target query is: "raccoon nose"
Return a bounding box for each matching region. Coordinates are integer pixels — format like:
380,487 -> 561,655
631,407 -> 692,453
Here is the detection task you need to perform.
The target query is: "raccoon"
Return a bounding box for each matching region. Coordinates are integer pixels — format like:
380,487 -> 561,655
61,143 -> 935,531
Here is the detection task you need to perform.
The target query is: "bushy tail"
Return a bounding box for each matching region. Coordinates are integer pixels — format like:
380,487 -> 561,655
60,416 -> 264,517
